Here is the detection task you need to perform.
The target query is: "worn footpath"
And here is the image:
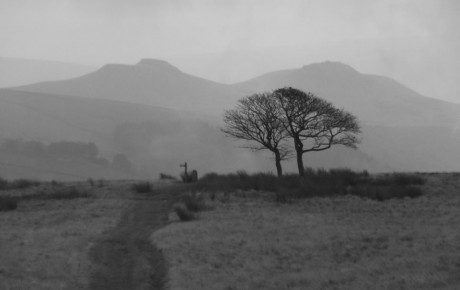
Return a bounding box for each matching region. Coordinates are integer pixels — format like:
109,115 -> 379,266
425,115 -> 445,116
88,189 -> 177,290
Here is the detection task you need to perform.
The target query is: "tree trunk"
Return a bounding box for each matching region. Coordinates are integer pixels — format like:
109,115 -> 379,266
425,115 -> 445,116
274,150 -> 283,177
296,149 -> 304,176
294,139 -> 304,176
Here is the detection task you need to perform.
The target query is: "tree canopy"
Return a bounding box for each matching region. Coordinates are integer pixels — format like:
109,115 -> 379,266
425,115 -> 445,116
274,87 -> 361,176
222,93 -> 290,177
222,87 -> 361,176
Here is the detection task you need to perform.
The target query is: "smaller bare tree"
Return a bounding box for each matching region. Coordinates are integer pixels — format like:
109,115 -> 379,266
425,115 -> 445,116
222,93 -> 290,177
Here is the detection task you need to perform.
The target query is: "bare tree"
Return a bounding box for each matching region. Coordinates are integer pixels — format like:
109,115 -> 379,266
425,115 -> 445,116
222,93 -> 290,177
274,87 -> 361,176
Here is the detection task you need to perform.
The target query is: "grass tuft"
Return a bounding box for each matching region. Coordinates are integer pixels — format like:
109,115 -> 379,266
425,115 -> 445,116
0,196 -> 18,211
182,194 -> 209,212
174,205 -> 196,221
132,181 -> 153,193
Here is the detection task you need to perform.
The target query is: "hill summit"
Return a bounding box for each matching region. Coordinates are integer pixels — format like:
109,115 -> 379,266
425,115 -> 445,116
136,58 -> 181,71
17,59 -> 245,114
301,61 -> 360,74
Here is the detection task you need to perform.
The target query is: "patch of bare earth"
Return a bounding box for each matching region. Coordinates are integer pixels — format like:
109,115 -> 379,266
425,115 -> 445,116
152,174 -> 460,290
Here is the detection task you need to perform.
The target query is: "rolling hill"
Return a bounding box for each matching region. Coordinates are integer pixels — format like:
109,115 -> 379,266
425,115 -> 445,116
3,59 -> 460,177
0,89 -> 190,180
17,59 -> 246,115
234,61 -> 460,171
0,87 -> 383,180
234,61 -> 460,127
0,57 -> 96,88
0,89 -> 279,179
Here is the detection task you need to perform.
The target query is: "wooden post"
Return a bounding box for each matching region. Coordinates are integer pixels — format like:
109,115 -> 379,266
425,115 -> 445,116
180,162 -> 188,181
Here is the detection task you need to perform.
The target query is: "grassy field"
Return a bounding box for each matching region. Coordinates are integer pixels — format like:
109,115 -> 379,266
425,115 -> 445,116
1,173 -> 459,290
152,173 -> 460,290
0,181 -> 135,290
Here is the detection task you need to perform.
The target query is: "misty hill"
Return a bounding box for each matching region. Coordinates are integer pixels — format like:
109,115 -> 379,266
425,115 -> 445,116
0,151 -> 136,181
0,89 -> 209,180
0,89 -> 199,147
0,57 -> 96,88
235,61 -> 460,127
17,59 -> 245,114
5,59 -> 460,174
0,88 -> 383,180
234,61 -> 460,171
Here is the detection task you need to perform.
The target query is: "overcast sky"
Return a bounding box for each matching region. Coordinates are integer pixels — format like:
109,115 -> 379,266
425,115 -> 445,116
1,0 -> 459,102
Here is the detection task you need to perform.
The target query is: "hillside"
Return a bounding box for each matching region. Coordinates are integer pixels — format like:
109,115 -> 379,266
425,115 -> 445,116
0,89 -> 197,147
234,61 -> 460,171
235,61 -> 460,127
0,88 -> 383,179
0,57 -> 96,88
0,151 -> 137,181
0,89 -> 213,180
17,59 -> 246,115
3,59 -> 460,174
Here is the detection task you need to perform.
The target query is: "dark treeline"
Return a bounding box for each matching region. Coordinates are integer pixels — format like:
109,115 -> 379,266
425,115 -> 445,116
0,139 -> 132,172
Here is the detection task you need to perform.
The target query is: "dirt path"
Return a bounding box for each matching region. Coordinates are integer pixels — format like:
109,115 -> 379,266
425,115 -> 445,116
88,189 -> 177,290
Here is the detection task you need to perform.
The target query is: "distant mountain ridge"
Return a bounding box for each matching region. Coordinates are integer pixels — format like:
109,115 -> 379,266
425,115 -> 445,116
235,61 -> 460,127
18,58 -> 246,115
234,61 -> 460,171
5,58 -> 460,173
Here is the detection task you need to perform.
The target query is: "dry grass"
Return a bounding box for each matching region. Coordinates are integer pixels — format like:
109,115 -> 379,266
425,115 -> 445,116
0,182 -> 134,290
152,174 -> 460,290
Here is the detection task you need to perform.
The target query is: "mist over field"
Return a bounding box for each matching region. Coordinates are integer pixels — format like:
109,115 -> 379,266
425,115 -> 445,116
1,57 -> 459,180
0,0 -> 459,179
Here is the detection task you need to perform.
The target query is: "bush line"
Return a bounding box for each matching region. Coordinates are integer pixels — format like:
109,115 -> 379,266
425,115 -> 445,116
191,169 -> 425,201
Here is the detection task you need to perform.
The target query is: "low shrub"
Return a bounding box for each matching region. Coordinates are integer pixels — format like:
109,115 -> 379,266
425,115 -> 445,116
0,177 -> 41,190
194,169 -> 425,202
174,205 -> 196,221
180,172 -> 198,183
404,185 -> 424,198
10,179 -> 41,189
0,196 -> 18,211
196,171 -> 277,193
348,185 -> 423,201
97,179 -> 105,188
46,187 -> 91,200
159,173 -> 177,181
22,187 -> 91,200
275,190 -> 293,203
236,170 -> 249,179
87,178 -> 95,187
132,182 -> 153,193
372,173 -> 425,186
50,180 -> 61,187
182,194 -> 208,212
0,177 -> 8,190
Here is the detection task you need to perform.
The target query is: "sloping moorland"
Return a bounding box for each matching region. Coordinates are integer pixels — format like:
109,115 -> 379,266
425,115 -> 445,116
153,172 -> 460,290
0,179 -> 179,290
1,172 -> 459,289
